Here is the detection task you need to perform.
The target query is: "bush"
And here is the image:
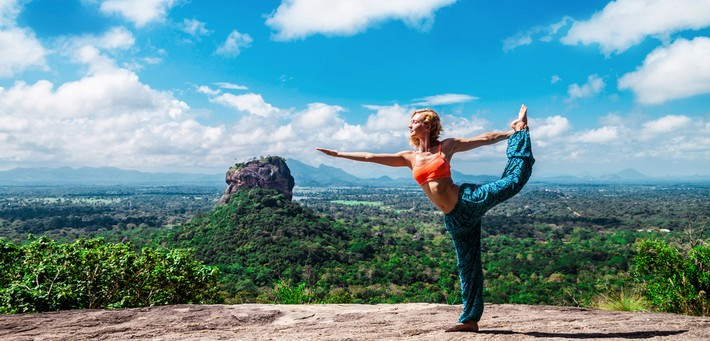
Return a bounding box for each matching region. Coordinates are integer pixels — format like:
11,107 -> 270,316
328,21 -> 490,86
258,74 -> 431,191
593,288 -> 648,312
0,237 -> 221,314
634,239 -> 709,316
273,279 -> 312,304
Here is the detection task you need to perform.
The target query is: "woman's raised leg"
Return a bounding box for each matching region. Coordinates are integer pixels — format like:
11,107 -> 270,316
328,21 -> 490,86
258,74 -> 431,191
464,106 -> 534,216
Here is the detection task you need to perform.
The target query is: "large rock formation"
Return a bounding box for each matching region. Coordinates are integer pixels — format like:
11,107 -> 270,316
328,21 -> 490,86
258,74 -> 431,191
1,303 -> 707,340
218,156 -> 295,204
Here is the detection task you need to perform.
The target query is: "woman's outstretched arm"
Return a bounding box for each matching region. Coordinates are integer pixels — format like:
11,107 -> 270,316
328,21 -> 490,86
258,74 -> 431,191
450,104 -> 528,155
449,130 -> 514,154
316,148 -> 412,168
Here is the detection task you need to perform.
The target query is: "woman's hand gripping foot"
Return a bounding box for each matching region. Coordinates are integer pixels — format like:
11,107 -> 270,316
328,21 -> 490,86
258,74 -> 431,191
511,104 -> 529,131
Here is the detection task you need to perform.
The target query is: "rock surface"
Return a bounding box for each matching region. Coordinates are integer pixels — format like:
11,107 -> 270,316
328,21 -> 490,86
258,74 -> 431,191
1,303 -> 708,340
219,156 -> 295,203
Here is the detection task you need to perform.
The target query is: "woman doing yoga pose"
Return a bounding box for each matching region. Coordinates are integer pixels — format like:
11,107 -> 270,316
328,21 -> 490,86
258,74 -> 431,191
316,104 -> 534,332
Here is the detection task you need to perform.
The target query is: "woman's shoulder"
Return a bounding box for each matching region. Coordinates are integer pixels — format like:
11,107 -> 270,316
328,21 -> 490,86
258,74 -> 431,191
440,138 -> 456,150
397,150 -> 415,158
440,138 -> 457,158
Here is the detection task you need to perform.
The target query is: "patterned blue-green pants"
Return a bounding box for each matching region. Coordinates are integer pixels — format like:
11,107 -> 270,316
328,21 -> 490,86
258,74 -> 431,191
444,130 -> 534,323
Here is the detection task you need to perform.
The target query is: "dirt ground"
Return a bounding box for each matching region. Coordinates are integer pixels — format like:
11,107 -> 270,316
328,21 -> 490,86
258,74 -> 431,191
1,303 -> 709,340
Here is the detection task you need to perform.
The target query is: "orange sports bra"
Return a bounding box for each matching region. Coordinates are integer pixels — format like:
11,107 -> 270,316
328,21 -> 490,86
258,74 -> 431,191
412,143 -> 452,185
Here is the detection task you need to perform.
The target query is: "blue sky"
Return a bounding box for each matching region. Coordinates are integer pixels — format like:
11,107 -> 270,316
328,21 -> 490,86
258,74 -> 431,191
1,0 -> 709,179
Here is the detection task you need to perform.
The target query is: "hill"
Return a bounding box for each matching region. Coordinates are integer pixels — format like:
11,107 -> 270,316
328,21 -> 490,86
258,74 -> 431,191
165,187 -> 461,303
166,188 -> 357,298
164,187 -> 460,303
1,303 -> 707,340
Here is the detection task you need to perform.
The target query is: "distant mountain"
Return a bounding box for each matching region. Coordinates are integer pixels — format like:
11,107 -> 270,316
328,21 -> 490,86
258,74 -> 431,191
286,158 -> 412,186
598,168 -> 649,181
286,159 -> 360,186
1,164 -> 705,186
451,170 -> 499,184
536,168 -> 709,184
0,167 -> 223,185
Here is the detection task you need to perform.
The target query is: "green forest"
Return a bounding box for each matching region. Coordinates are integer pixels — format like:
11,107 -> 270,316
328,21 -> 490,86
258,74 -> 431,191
0,183 -> 708,316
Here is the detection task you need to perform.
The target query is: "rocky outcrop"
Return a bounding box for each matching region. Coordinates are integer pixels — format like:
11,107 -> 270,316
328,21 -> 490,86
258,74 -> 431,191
219,156 -> 295,204
1,303 -> 707,340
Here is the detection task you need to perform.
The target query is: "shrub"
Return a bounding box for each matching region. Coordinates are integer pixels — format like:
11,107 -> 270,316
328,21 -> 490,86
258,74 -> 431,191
273,279 -> 312,304
593,288 -> 648,312
0,237 -> 221,314
634,239 -> 709,316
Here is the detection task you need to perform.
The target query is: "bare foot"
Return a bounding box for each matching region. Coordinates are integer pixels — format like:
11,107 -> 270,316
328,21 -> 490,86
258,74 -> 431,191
445,321 -> 479,332
510,104 -> 529,131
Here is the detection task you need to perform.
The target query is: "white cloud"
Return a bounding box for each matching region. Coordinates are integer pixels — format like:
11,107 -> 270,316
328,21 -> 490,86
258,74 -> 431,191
0,27 -> 47,77
577,126 -> 618,143
528,113 -> 708,171
3,71 -> 708,175
561,0 -> 710,55
503,16 -> 572,52
197,85 -> 220,96
618,37 -> 710,104
502,35 -> 532,53
214,82 -> 248,90
441,115 -> 487,140
641,115 -> 691,134
412,93 -> 477,106
333,123 -> 370,146
180,18 -> 211,36
65,26 -> 135,51
531,115 -> 571,139
0,0 -> 47,77
196,83 -> 248,97
76,45 -> 121,74
265,0 -> 457,40
364,104 -> 409,131
143,56 -> 162,64
293,103 -> 346,129
98,0 -> 177,28
1,70 -> 186,119
567,74 -> 605,101
52,27 -> 141,75
0,67 -> 220,170
97,26 -> 135,49
210,93 -> 279,117
0,0 -> 21,28
215,30 -> 253,57
551,75 -> 561,84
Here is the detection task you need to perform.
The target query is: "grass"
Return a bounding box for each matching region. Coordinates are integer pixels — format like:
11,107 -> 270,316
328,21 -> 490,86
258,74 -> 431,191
594,288 -> 649,312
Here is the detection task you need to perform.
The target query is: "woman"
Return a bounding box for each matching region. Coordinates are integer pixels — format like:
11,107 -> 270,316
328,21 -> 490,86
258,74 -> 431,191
316,104 -> 534,332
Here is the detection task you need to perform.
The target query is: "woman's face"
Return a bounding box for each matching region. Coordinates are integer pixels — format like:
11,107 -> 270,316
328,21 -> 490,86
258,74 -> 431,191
408,114 -> 429,138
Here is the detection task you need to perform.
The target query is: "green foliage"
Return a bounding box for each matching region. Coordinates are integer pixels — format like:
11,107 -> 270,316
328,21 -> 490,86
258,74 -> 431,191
273,280 -> 313,304
481,229 -> 635,307
634,239 -> 709,316
169,188 -> 354,300
0,237 -> 221,314
164,187 -> 645,308
593,288 -> 649,312
5,184 -> 708,312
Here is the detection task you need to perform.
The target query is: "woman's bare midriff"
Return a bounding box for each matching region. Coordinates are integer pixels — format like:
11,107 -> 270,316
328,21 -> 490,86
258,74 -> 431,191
420,178 -> 460,214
